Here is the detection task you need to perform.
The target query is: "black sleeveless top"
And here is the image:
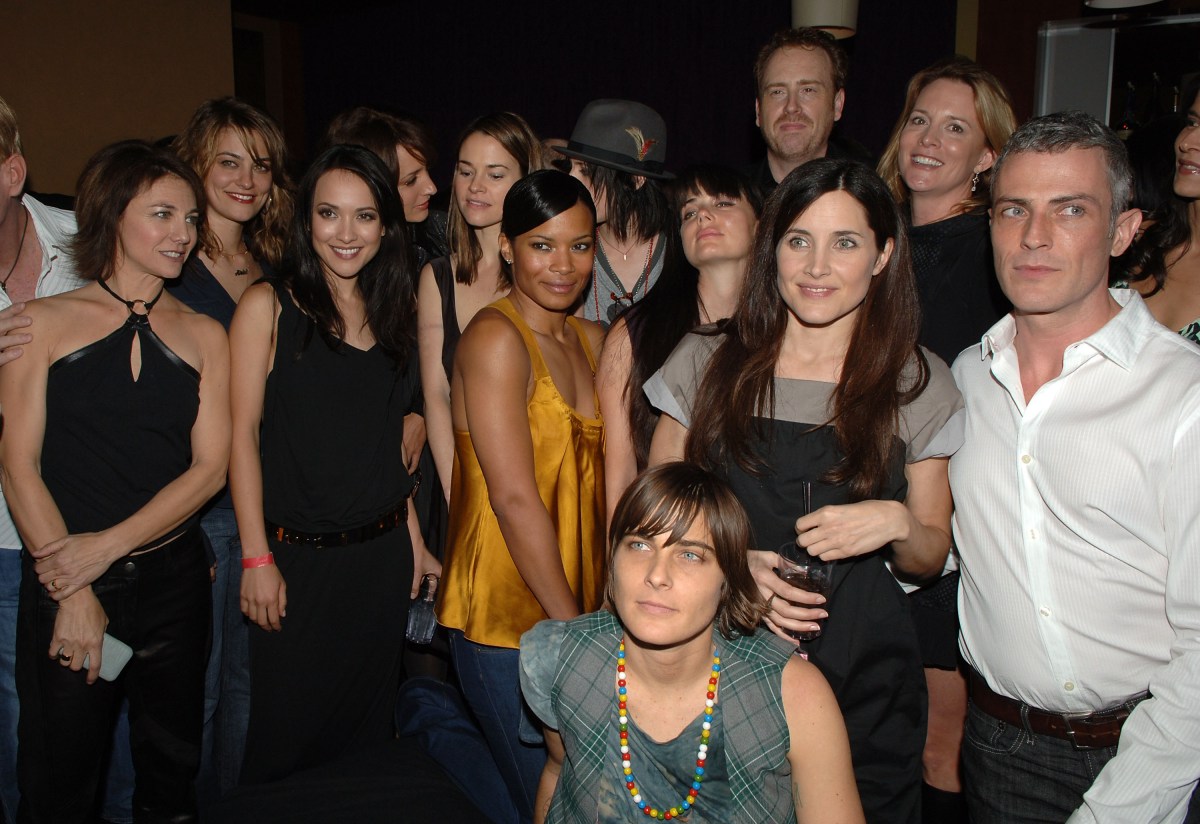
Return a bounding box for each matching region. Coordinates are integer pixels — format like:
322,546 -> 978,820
42,292 -> 200,537
260,282 -> 419,533
429,256 -> 461,382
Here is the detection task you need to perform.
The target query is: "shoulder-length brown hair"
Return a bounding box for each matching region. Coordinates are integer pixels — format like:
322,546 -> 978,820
445,112 -> 544,286
686,159 -> 928,501
607,462 -> 762,639
73,140 -> 205,283
173,96 -> 294,269
877,56 -> 1017,217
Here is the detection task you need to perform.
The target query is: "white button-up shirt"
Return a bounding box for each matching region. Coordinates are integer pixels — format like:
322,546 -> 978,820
952,290 -> 1200,824
0,195 -> 84,551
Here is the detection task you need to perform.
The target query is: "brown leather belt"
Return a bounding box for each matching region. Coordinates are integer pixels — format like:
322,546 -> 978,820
968,668 -> 1146,750
265,501 -> 407,548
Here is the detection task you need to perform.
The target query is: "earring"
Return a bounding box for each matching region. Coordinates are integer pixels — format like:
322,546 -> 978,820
971,171 -> 980,193
504,258 -> 512,265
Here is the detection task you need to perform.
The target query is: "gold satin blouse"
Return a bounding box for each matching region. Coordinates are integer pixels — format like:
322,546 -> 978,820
437,297 -> 605,649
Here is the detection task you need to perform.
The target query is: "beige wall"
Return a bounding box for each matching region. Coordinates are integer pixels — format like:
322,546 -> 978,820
4,1 -> 234,195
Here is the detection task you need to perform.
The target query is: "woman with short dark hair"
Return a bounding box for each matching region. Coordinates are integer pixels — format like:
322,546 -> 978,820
0,140 -> 230,821
521,461 -> 863,823
597,165 -> 761,522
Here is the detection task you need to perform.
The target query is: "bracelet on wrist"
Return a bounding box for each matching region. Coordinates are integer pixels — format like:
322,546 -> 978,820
242,553 -> 275,569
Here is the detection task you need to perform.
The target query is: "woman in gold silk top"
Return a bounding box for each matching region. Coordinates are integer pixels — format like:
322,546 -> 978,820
437,169 -> 605,821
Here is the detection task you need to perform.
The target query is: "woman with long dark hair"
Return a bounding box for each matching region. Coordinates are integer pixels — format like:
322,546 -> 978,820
646,159 -> 962,823
1118,83 -> 1200,343
597,165 -> 761,521
232,145 -> 437,783
0,140 -> 229,821
437,170 -> 605,820
321,105 -> 446,269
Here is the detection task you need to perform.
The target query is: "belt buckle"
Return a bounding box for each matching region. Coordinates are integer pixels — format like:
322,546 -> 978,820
1061,711 -> 1120,751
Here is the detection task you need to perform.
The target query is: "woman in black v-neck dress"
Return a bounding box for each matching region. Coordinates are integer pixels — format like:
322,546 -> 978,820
231,146 -> 438,785
646,160 -> 963,824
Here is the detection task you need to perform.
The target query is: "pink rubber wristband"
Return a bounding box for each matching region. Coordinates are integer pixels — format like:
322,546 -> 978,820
241,553 -> 275,569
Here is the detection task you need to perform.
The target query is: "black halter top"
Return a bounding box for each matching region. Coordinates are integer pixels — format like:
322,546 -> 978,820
41,280 -> 201,537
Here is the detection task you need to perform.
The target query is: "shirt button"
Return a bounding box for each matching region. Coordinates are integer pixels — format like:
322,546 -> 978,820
1021,454 -> 1032,464
1039,607 -> 1051,617
1064,681 -> 1075,691
123,561 -> 136,572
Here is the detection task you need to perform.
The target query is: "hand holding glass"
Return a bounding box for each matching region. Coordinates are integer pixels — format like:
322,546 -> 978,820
775,482 -> 835,642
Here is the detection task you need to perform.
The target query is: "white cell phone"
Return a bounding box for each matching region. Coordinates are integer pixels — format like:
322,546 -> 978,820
80,633 -> 134,681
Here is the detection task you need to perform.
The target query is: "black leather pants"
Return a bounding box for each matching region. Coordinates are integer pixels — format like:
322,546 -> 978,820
16,526 -> 210,824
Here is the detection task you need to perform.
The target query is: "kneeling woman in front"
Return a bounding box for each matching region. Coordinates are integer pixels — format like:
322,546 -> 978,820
521,462 -> 863,823
0,141 -> 229,822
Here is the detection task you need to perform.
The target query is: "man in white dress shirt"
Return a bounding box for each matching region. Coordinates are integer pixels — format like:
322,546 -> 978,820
0,94 -> 86,823
951,110 -> 1200,823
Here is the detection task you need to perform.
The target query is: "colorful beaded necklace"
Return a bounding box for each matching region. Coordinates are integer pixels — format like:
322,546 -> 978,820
617,639 -> 721,820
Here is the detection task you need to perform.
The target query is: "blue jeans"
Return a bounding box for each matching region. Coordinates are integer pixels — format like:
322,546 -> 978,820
448,631 -> 545,823
196,506 -> 251,806
99,704 -> 134,823
962,700 -> 1120,823
396,676 -> 520,824
0,549 -> 19,823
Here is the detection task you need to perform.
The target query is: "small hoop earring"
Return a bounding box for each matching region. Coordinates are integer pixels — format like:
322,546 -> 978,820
971,171 -> 980,193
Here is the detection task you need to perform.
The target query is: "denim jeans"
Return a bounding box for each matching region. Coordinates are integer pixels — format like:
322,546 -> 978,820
99,704 -> 134,824
962,700 -> 1120,823
448,630 -> 545,823
196,506 -> 251,807
0,549 -> 20,823
395,676 -> 520,824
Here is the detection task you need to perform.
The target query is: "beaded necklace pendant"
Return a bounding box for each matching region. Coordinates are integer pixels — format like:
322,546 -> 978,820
617,639 -> 721,820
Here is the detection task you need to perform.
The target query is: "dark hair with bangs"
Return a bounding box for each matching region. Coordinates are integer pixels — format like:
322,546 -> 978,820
577,161 -> 670,245
685,158 -> 928,501
607,462 -> 763,639
73,140 -> 205,283
321,106 -> 438,187
286,144 -> 415,364
619,165 -> 762,471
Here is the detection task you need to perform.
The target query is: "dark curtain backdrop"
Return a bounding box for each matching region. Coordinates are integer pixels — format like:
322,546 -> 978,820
273,0 -> 956,198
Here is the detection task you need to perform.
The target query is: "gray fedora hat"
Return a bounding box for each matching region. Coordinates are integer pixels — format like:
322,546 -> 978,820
555,99 -> 673,180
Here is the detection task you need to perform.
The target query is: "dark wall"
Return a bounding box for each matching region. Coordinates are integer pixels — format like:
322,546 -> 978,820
269,0 -> 957,193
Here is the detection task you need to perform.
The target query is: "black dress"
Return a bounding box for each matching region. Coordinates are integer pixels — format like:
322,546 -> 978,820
240,283 -> 419,785
647,332 -> 964,824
